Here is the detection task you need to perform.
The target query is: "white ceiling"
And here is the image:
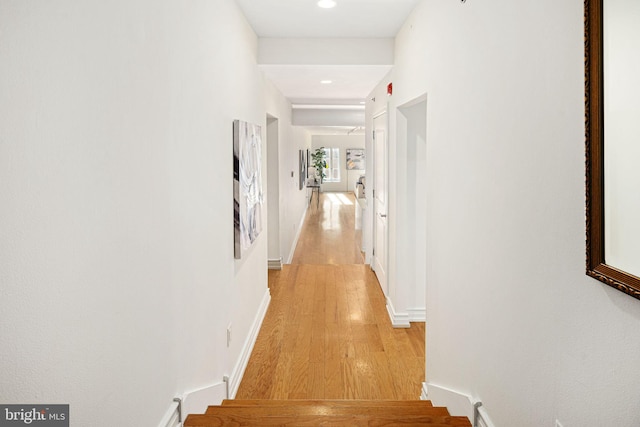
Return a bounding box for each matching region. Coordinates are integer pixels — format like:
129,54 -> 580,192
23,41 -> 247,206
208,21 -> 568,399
235,0 -> 421,131
235,0 -> 421,38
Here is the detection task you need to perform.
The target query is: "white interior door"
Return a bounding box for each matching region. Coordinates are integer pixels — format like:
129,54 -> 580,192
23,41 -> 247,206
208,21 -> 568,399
372,112 -> 388,296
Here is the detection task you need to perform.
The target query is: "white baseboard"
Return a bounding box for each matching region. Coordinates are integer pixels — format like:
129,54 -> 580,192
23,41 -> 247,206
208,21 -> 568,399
407,307 -> 426,322
286,206 -> 308,264
268,258 -> 283,270
422,382 -> 496,427
421,382 -> 474,420
157,400 -> 181,427
385,298 -> 410,328
228,288 -> 272,398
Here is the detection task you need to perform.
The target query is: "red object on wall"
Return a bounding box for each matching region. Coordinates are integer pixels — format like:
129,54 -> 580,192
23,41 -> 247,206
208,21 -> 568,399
387,82 -> 393,95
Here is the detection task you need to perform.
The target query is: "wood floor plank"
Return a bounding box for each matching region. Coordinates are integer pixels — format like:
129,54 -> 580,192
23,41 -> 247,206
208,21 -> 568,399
370,351 -> 401,400
269,350 -> 293,399
306,362 -> 325,399
323,356 -> 344,399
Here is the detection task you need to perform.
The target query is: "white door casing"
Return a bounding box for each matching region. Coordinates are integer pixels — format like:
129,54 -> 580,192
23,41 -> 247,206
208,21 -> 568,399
372,111 -> 388,297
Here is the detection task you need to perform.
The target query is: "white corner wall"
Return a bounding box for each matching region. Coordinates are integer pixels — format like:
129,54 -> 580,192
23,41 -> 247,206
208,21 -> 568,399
265,81 -> 312,264
368,1 -> 640,426
0,1 -> 308,425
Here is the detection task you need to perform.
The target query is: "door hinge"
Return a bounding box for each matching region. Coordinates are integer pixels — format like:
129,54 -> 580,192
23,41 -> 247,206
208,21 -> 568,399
372,248 -> 375,256
373,130 -> 376,140
373,189 -> 375,198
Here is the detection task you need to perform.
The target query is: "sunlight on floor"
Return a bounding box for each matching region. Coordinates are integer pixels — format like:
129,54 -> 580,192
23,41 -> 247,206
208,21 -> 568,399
326,192 -> 354,206
321,192 -> 356,231
321,206 -> 342,231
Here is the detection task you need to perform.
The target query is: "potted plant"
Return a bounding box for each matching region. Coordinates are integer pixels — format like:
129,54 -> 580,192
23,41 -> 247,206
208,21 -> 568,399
310,147 -> 327,184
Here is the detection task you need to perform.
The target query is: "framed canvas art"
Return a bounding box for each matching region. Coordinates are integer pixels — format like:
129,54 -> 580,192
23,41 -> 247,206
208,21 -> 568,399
299,149 -> 307,190
233,119 -> 263,259
346,148 -> 365,170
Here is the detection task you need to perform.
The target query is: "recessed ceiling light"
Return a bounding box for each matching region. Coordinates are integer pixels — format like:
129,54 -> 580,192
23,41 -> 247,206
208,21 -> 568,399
317,0 -> 337,9
320,80 -> 333,84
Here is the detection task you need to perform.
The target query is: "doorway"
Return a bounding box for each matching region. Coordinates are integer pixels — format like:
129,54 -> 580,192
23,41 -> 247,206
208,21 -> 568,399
396,95 -> 427,321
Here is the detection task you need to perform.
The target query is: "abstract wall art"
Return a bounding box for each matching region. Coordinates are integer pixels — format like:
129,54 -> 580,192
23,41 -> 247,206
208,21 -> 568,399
299,149 -> 307,190
346,148 -> 365,170
233,119 -> 264,259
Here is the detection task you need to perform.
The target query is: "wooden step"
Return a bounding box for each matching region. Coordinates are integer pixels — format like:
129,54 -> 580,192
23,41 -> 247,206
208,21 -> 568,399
221,399 -> 434,408
205,403 -> 449,417
217,400 -> 436,414
184,399 -> 471,427
185,413 -> 471,426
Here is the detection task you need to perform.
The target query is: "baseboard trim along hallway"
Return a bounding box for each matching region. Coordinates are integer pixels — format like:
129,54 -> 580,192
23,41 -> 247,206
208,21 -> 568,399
386,298 -> 411,328
408,307 -> 427,322
287,206 -> 309,264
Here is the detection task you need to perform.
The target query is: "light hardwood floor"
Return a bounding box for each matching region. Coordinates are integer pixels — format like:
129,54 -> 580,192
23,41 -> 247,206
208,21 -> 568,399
236,192 -> 425,400
291,192 -> 364,265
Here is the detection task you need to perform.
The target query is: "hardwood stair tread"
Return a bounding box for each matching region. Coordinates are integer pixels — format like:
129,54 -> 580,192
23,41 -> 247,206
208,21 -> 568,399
185,413 -> 471,426
205,404 -> 450,417
222,399 -> 434,408
185,400 -> 470,426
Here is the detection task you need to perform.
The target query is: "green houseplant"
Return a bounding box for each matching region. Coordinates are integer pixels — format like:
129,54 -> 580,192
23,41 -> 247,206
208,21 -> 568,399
310,147 -> 327,183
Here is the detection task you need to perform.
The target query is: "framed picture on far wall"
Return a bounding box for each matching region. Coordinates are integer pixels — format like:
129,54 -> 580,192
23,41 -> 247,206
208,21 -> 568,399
346,148 -> 365,170
299,149 -> 307,190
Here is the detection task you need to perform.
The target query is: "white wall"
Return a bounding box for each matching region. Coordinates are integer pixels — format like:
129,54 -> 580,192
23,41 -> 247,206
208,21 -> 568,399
0,1 -> 307,425
367,0 -> 640,426
311,135 -> 365,193
396,99 -> 427,322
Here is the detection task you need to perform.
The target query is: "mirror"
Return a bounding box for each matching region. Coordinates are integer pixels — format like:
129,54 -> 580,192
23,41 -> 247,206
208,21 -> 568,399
586,0 -> 640,300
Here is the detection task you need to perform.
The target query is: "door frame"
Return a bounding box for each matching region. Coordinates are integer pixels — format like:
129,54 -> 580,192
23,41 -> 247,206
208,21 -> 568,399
372,109 -> 389,297
396,94 -> 428,323
266,114 -> 282,270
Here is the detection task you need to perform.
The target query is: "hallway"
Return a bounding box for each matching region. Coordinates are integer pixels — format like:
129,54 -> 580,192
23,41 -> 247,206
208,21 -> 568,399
236,192 -> 426,400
